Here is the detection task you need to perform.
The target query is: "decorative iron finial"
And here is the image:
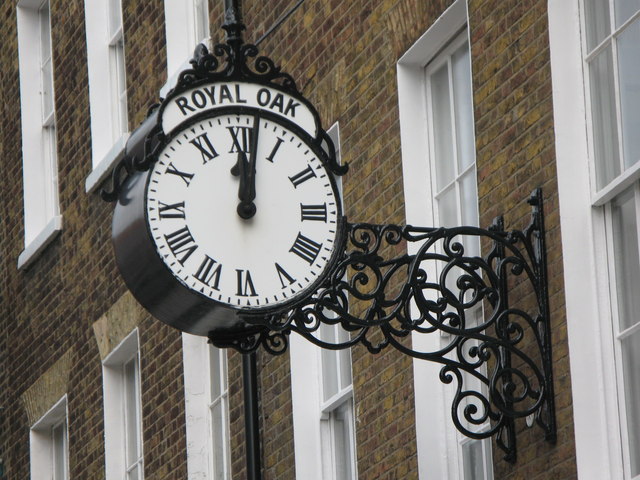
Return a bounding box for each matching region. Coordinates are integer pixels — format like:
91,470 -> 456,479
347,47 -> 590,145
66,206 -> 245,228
222,0 -> 245,45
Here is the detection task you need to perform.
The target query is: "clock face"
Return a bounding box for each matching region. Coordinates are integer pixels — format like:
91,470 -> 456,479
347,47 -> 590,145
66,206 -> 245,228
145,112 -> 341,311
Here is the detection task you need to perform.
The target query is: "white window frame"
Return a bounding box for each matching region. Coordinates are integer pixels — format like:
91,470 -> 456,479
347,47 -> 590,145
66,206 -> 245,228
84,0 -> 130,193
398,1 -> 494,478
16,0 -> 62,270
30,396 -> 69,480
161,0 -> 211,98
182,333 -> 231,479
102,329 -> 144,480
549,1 -> 639,479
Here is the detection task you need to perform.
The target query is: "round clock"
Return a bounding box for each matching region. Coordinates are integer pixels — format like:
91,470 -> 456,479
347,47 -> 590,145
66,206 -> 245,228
112,108 -> 344,336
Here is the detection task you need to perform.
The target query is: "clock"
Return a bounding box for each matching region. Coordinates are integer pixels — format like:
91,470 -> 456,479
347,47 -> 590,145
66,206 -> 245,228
112,106 -> 344,336
148,109 -> 341,308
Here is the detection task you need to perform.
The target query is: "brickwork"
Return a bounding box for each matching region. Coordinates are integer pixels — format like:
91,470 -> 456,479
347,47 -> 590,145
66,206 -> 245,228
0,1 -> 579,480
0,0 -> 189,478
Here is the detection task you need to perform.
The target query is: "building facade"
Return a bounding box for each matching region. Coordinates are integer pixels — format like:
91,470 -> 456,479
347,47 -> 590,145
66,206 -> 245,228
0,0 -> 637,479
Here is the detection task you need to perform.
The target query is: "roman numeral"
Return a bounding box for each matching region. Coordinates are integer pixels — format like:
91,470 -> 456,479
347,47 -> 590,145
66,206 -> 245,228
194,255 -> 222,290
289,233 -> 323,265
228,126 -> 252,153
158,201 -> 186,219
165,162 -> 194,186
275,263 -> 296,289
266,137 -> 284,163
288,164 -> 317,187
300,203 -> 327,222
164,226 -> 198,265
236,269 -> 258,297
189,132 -> 219,163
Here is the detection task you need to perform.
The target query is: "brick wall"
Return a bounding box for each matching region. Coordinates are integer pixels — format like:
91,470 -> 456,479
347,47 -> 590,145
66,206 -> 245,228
0,0 -> 578,479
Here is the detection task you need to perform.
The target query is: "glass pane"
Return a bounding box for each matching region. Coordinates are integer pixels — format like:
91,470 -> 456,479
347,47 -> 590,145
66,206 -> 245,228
462,440 -> 487,480
589,46 -> 621,189
41,59 -> 54,120
430,63 -> 455,191
108,0 -> 123,36
437,185 -> 458,227
612,188 -> 640,331
124,358 -> 141,465
460,169 -> 479,227
333,402 -> 354,480
617,19 -> 640,169
584,0 -> 611,51
621,331 -> 640,476
460,170 -> 480,257
209,348 -> 222,400
615,0 -> 640,27
211,400 -> 227,478
194,0 -> 210,42
452,43 -> 475,172
321,348 -> 339,401
39,2 -> 51,61
339,348 -> 352,391
52,422 -> 67,480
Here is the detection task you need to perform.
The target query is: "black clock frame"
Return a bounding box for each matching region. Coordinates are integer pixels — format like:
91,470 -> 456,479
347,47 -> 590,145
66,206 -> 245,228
102,8 -> 556,465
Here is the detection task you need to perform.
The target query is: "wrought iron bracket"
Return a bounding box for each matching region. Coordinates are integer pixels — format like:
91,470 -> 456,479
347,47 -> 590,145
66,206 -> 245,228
209,189 -> 556,462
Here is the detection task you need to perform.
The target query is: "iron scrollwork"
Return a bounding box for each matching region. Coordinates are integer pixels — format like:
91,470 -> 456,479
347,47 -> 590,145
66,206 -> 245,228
210,189 -> 556,462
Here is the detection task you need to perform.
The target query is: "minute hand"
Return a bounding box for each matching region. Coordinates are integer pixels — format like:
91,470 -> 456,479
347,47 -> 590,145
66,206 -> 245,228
236,115 -> 260,219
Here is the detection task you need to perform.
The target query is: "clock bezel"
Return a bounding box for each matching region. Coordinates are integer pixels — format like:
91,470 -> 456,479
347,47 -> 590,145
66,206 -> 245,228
143,105 -> 346,319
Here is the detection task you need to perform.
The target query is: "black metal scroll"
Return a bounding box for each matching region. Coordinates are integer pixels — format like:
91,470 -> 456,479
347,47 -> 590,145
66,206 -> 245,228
209,189 -> 556,462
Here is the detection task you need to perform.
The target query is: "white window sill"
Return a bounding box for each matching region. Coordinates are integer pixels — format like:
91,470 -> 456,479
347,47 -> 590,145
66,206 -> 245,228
18,215 -> 63,270
85,133 -> 130,194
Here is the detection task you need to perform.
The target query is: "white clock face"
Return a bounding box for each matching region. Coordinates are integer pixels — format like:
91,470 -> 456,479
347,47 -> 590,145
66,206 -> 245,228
146,112 -> 340,310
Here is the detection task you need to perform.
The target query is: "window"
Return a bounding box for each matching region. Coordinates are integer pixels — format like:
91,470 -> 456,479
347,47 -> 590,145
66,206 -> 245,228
16,0 -> 61,269
424,30 -> 492,480
30,396 -> 69,480
208,345 -> 231,479
318,323 -> 357,480
102,329 -> 143,480
107,0 -> 127,141
549,0 -> 640,478
182,334 -> 231,479
583,2 -> 640,477
398,1 -> 493,478
162,0 -> 210,97
290,123 -> 356,480
84,0 -> 129,192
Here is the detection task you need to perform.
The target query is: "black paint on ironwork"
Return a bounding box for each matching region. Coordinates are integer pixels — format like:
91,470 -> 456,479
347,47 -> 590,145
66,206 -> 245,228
243,352 -> 262,480
209,190 -> 556,463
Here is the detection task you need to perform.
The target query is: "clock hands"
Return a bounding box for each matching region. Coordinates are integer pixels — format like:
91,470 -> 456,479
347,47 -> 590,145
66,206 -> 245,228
231,115 -> 260,219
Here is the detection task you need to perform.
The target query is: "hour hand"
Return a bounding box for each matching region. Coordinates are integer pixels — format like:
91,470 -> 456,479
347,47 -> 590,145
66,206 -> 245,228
231,116 -> 259,219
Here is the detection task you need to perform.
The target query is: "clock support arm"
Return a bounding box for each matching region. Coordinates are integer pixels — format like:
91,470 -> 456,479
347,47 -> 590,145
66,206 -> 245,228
209,189 -> 556,465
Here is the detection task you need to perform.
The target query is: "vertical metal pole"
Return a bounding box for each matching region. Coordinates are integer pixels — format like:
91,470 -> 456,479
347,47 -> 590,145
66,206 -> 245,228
243,352 -> 262,480
222,0 -> 245,45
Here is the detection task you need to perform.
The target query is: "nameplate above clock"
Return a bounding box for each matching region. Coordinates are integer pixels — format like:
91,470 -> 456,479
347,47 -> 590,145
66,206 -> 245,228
161,81 -> 319,138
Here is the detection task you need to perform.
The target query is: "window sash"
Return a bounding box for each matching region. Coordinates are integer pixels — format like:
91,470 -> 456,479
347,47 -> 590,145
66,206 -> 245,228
208,347 -> 231,479
605,183 -> 640,478
583,1 -> 640,193
51,419 -> 68,480
424,30 -> 493,480
324,398 -> 356,480
123,355 -> 143,477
